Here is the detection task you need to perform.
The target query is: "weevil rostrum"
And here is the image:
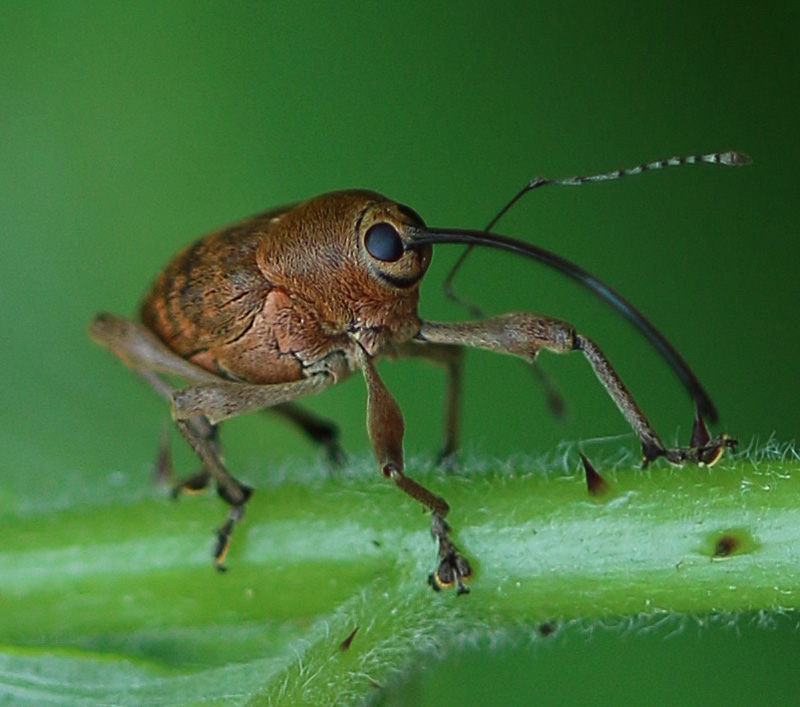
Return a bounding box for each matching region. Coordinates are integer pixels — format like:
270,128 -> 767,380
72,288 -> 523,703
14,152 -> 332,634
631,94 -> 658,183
89,151 -> 747,594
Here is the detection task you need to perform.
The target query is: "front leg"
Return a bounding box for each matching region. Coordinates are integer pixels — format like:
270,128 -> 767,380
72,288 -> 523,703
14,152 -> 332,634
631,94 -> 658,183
354,344 -> 472,594
417,315 -> 734,466
392,340 -> 565,465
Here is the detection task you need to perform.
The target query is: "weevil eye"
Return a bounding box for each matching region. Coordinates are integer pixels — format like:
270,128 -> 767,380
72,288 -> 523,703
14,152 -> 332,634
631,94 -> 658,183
365,223 -> 404,262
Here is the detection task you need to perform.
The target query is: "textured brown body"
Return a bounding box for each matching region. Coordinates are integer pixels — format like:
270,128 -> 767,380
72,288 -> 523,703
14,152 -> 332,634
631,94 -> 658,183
91,155 -> 742,587
141,191 -> 429,384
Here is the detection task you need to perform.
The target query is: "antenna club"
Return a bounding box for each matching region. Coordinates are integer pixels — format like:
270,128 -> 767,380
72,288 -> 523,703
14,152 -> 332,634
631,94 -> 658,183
719,151 -> 751,166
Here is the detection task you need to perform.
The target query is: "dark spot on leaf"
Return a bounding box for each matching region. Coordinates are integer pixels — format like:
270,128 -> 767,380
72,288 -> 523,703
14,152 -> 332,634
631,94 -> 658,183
714,535 -> 738,557
703,527 -> 759,560
538,621 -> 557,637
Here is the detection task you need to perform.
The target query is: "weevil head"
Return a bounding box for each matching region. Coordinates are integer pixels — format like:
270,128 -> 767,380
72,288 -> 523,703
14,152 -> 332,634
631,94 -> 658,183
256,190 -> 433,346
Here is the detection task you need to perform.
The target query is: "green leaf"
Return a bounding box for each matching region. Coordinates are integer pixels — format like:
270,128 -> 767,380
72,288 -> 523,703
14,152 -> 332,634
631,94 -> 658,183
2,445 -> 798,705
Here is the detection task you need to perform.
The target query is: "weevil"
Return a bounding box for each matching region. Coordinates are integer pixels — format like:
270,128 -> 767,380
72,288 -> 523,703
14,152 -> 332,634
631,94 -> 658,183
89,150 -> 747,594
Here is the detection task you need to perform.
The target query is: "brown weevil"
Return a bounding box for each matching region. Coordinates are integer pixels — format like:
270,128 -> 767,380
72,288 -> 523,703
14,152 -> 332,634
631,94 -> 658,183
89,150 -> 747,592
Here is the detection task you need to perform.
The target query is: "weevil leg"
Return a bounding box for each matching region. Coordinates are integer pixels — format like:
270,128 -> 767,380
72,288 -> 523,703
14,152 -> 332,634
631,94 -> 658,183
156,374 -> 336,569
88,312 -> 220,384
92,328 -> 235,503
270,402 -> 346,466
170,374 -> 334,424
529,360 -> 566,419
151,390 -> 214,497
88,313 -> 336,422
171,467 -> 213,497
355,344 -> 472,593
391,342 -> 463,466
417,315 -> 733,467
89,312 -> 338,567
173,416 -> 252,569
393,342 -> 564,465
169,377 -> 337,566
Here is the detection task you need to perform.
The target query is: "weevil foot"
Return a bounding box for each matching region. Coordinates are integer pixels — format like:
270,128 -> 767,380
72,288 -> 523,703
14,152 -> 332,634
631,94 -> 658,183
642,434 -> 737,468
169,469 -> 212,498
152,428 -> 215,498
211,482 -> 252,570
214,477 -> 253,572
325,440 -> 348,468
663,434 -> 738,467
316,422 -> 347,468
214,504 -> 246,571
641,402 -> 737,468
305,420 -> 347,469
428,513 -> 472,594
428,548 -> 472,595
434,444 -> 459,471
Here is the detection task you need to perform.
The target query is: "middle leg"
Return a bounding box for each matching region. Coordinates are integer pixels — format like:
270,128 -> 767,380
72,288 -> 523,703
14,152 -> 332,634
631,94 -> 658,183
270,402 -> 346,466
392,341 -> 566,464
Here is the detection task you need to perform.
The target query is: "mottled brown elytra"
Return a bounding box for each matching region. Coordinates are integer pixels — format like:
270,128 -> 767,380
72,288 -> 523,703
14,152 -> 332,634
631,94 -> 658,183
89,151 -> 747,593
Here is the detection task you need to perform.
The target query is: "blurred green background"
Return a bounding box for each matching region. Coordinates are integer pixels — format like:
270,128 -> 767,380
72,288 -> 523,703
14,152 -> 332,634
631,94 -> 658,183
1,2 -> 798,705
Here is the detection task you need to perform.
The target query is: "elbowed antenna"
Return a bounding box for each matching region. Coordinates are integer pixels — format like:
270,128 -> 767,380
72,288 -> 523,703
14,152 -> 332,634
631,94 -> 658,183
406,224 -> 720,423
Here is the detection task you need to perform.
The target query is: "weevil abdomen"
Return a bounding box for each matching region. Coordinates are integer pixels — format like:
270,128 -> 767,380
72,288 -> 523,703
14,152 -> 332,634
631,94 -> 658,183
140,211 -> 312,385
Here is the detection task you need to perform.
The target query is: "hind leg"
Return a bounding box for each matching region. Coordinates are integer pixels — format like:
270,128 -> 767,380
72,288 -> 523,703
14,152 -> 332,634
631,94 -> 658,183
89,312 -> 336,568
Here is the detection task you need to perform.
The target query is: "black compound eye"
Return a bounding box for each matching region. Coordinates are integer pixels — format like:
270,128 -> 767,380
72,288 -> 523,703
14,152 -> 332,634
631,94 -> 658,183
364,223 -> 404,262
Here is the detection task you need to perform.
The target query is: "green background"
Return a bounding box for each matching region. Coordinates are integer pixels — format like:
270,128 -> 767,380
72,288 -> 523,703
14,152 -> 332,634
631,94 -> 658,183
1,2 -> 798,705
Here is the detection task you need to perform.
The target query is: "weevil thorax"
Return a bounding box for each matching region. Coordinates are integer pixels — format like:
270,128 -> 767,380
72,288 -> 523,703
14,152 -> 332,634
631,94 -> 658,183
256,190 -> 432,355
